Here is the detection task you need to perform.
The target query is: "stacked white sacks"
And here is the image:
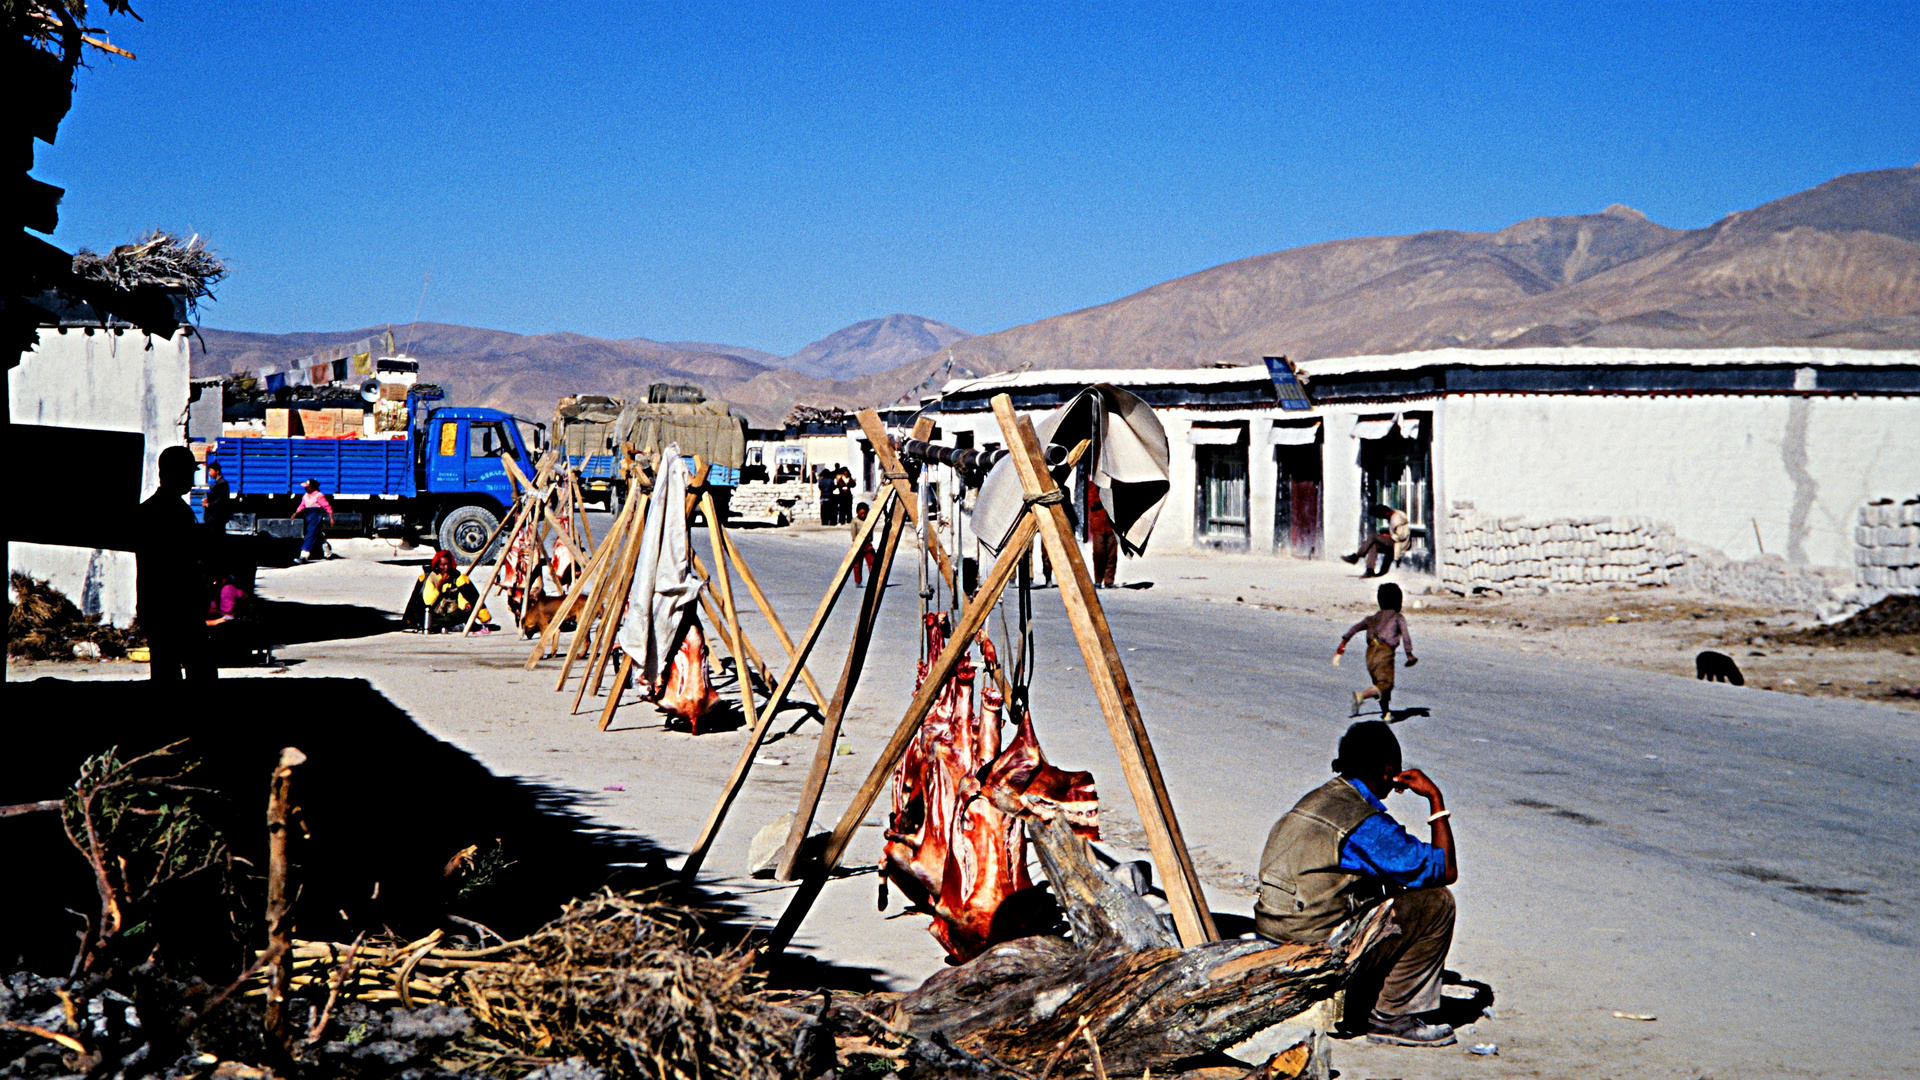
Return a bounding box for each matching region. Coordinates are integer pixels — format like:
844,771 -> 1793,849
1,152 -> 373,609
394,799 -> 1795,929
1854,498 -> 1920,592
1440,507 -> 1687,594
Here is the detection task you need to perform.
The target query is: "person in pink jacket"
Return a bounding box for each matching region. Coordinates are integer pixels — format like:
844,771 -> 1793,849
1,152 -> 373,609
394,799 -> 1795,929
294,479 -> 334,562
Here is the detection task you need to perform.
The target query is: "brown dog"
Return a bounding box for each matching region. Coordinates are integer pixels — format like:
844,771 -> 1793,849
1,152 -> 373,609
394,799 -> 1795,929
510,565 -> 591,653
518,589 -> 591,642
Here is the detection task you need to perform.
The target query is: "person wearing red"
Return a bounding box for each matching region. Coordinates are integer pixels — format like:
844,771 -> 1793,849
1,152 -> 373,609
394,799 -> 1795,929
1087,482 -> 1118,589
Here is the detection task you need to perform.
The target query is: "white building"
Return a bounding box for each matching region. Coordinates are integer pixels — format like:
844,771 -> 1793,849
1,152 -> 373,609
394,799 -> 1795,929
931,347 -> 1920,602
9,321 -> 194,626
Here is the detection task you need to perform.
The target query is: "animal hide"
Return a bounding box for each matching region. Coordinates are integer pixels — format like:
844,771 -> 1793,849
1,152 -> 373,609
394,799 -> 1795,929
883,614 -> 1099,961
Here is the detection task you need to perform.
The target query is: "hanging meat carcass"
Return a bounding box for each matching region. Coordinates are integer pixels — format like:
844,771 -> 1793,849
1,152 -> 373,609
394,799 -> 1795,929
653,614 -> 722,732
882,614 -> 1099,961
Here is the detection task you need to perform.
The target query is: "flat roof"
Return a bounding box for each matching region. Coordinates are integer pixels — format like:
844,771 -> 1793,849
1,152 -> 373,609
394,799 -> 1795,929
1294,346 -> 1917,380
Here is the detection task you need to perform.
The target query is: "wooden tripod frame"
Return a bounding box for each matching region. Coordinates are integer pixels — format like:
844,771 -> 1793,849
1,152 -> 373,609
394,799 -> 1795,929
761,393 -> 1217,962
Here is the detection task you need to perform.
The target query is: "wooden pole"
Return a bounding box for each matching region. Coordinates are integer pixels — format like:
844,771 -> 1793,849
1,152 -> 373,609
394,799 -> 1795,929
462,496 -> 538,636
700,488 -> 759,735
529,506 -> 621,668
854,410 -> 956,590
771,415 -> 934,879
717,528 -> 828,710
582,459 -> 709,716
679,484 -> 897,882
992,395 -> 1217,946
763,504 -> 1042,959
571,478 -> 652,713
262,746 -> 306,1050
773,486 -> 910,879
545,506 -> 629,682
597,653 -> 637,731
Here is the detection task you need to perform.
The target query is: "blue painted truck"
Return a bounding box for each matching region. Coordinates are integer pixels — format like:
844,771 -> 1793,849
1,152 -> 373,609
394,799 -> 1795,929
210,390 -> 544,558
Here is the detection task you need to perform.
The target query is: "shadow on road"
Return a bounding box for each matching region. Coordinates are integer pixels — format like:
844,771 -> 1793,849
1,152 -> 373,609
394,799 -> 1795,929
0,676 -> 891,993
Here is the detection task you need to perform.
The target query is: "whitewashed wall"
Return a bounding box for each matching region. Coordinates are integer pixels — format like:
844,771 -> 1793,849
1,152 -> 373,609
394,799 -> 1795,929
8,326 -> 192,625
1439,395 -> 1920,571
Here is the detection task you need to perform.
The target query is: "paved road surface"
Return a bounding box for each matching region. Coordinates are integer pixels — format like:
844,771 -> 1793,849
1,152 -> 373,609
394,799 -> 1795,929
252,526 -> 1920,1079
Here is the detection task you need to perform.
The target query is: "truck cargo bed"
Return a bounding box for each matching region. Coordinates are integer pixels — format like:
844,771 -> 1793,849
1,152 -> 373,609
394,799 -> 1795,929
216,438 -> 415,497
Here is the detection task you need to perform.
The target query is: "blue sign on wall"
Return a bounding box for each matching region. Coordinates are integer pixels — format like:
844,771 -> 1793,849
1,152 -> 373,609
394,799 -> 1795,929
1263,356 -> 1313,411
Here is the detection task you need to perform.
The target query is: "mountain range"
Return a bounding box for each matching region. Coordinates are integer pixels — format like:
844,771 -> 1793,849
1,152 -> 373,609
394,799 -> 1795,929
194,166 -> 1917,426
193,314 -> 970,427
859,165 -> 1918,404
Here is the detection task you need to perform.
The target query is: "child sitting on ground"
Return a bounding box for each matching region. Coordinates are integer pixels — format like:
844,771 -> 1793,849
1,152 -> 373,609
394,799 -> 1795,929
1334,582 -> 1418,717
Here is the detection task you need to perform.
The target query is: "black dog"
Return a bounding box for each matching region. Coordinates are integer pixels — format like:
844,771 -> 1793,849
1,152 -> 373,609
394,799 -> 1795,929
1695,650 -> 1744,685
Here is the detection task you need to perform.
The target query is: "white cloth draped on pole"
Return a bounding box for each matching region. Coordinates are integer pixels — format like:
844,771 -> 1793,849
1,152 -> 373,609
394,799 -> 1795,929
972,384 -> 1171,557
616,447 -> 704,689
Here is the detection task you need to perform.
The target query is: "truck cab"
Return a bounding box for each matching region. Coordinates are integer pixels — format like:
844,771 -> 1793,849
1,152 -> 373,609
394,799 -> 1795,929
418,406 -> 536,506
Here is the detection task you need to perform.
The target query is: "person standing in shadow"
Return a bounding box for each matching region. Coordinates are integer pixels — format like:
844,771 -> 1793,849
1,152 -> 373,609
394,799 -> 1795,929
137,445 -> 215,682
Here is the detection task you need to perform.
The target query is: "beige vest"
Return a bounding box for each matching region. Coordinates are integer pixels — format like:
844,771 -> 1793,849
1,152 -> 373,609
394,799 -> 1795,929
1254,777 -> 1385,943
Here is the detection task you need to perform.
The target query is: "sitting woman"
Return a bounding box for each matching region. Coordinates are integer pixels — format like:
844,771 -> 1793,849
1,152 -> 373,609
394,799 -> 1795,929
403,550 -> 495,634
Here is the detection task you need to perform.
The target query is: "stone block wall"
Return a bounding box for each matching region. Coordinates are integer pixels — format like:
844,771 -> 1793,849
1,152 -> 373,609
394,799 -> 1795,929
1854,498 -> 1920,593
729,482 -> 820,525
1441,506 -> 1687,593
1441,502 -> 1850,606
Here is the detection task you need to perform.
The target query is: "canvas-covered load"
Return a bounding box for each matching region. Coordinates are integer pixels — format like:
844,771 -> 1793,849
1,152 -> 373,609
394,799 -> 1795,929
555,395 -> 627,457
613,401 -> 748,471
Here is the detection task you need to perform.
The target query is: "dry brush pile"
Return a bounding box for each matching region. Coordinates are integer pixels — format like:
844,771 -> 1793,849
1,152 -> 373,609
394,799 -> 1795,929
7,572 -> 142,660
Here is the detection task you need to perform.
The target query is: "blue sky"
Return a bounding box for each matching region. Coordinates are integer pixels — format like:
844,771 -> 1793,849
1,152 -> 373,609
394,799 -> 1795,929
38,2 -> 1919,355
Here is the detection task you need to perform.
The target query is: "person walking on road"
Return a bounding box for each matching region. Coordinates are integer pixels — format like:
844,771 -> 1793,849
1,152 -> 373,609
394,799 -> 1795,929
849,501 -> 878,585
293,478 -> 334,562
136,445 -> 215,682
1336,581 -> 1417,717
1087,481 -> 1118,588
1342,504 -> 1409,577
1254,721 -> 1459,1047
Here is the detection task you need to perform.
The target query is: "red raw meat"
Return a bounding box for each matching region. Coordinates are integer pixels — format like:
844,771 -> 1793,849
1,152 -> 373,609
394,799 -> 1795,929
882,615 -> 1098,960
655,615 -> 721,732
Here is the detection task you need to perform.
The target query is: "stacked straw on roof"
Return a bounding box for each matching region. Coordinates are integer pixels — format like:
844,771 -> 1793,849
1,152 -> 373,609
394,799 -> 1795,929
71,230 -> 228,313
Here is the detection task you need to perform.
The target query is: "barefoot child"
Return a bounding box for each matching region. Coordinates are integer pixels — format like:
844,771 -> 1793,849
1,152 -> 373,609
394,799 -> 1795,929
1335,582 -> 1418,716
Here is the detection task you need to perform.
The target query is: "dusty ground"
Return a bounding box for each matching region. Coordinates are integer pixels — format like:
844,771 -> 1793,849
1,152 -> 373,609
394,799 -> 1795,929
11,530 -> 1920,1080
1112,547 -> 1920,710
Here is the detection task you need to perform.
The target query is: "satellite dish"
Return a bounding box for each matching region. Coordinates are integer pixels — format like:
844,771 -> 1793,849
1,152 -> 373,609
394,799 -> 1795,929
360,378 -> 382,403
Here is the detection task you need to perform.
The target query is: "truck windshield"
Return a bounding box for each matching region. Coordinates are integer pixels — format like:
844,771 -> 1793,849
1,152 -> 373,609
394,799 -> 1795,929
468,422 -> 511,458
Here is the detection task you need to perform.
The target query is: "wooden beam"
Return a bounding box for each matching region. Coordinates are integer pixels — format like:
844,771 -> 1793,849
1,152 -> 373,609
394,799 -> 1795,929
718,528 -> 828,710
578,459 -> 709,715
700,488 -> 760,736
854,410 -> 954,593
462,497 -> 539,636
763,503 -> 1043,959
679,485 -> 897,882
597,653 -> 636,731
772,417 -> 928,880
568,466 -> 660,711
993,395 -> 1217,946
773,482 -> 911,879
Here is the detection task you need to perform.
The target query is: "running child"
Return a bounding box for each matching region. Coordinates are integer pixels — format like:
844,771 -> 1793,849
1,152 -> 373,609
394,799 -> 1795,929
1335,582 -> 1418,717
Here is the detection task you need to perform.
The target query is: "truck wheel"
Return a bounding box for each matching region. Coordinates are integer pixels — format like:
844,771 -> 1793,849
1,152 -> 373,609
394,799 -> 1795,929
438,505 -> 501,561
604,486 -> 622,518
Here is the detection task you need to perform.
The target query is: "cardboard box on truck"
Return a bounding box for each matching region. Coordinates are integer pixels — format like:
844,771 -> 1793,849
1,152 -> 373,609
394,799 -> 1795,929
299,410 -> 334,438
265,408 -> 296,438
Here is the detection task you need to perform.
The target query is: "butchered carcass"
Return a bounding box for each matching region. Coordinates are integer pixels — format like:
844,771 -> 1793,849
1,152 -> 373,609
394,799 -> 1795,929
654,614 -> 721,732
882,615 -> 1098,961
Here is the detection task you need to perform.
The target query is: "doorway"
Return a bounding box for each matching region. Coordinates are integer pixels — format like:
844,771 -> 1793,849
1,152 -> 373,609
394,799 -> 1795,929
1194,430 -> 1250,548
1358,415 -> 1433,572
1273,434 -> 1323,558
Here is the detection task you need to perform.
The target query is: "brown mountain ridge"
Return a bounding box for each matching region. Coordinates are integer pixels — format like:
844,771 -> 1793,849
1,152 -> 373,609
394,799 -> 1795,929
195,167 -> 1917,425
862,165 -> 1919,405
